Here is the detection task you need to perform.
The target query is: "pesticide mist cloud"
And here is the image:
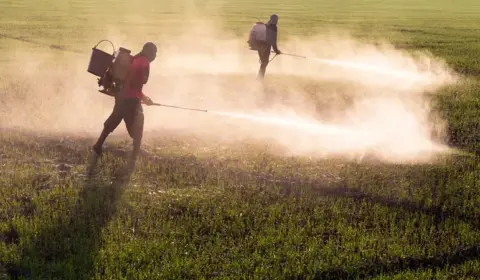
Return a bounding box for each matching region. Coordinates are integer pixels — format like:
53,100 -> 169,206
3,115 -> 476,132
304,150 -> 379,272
0,15 -> 458,163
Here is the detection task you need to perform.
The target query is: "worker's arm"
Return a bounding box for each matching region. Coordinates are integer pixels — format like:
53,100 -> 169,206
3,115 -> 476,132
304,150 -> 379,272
140,61 -> 153,105
272,33 -> 280,54
143,64 -> 150,84
268,25 -> 281,54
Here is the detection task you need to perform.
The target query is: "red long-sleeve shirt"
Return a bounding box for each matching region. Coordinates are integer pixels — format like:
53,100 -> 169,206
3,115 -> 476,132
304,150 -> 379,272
123,55 -> 150,100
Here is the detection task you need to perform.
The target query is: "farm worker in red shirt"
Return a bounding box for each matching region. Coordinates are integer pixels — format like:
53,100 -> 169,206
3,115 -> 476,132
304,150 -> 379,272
93,42 -> 157,160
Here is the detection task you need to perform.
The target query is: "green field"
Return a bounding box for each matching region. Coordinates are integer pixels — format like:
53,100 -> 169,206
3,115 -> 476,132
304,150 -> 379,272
1,0 -> 480,279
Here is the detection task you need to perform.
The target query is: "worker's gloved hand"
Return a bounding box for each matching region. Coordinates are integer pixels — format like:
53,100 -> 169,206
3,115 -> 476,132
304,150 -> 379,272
142,95 -> 154,106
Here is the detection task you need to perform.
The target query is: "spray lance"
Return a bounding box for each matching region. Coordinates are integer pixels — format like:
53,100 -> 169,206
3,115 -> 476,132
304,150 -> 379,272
148,102 -> 209,113
277,52 -> 307,59
266,51 -> 307,63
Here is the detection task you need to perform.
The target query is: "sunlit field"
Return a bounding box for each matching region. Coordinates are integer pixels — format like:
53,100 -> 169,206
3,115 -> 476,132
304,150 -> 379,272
1,0 -> 480,279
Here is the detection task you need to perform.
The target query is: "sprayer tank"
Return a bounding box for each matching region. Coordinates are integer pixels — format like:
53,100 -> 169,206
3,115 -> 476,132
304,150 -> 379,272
249,22 -> 267,43
87,47 -> 114,77
111,47 -> 132,81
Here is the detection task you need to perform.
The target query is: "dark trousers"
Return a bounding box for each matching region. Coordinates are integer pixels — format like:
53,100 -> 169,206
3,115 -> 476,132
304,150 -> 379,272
103,95 -> 144,151
257,44 -> 271,79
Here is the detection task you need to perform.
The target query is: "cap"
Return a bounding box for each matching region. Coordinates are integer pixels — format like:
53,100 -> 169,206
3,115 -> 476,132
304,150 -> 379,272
269,14 -> 279,24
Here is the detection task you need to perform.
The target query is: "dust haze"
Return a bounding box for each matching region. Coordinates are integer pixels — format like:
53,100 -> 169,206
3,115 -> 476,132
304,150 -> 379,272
0,11 -> 459,164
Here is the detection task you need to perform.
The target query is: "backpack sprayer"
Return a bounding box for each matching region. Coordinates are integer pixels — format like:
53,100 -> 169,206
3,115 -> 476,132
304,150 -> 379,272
247,20 -> 307,62
87,39 -> 134,97
87,39 -> 209,113
247,21 -> 267,51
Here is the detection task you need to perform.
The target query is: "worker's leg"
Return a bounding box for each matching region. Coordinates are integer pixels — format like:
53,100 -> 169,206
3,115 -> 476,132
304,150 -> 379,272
123,98 -> 144,156
93,96 -> 124,155
257,45 -> 271,80
132,110 -> 144,156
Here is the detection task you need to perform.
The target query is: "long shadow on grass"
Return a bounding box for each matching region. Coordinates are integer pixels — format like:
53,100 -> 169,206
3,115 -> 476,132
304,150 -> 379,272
291,185 -> 480,278
275,160 -> 480,278
7,144 -> 475,279
9,154 -> 135,279
308,245 -> 480,279
146,153 -> 480,278
225,158 -> 480,228
210,162 -> 480,279
140,151 -> 480,230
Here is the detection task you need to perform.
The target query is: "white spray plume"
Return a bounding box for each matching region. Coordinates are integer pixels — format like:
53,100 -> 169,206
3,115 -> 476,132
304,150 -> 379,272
0,16 -> 458,164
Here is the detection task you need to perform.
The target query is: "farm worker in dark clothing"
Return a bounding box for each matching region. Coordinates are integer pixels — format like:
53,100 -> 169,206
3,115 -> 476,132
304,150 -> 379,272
92,42 -> 157,159
257,14 -> 282,80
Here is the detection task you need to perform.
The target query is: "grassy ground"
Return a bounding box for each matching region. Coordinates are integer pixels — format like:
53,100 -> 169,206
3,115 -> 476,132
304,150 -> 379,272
1,0 -> 480,279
